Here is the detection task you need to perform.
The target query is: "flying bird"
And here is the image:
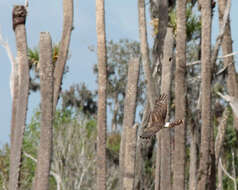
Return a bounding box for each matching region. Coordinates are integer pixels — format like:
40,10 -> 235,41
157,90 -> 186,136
140,94 -> 183,139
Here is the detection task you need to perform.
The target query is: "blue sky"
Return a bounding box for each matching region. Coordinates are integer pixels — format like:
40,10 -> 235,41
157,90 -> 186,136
0,0 -> 238,146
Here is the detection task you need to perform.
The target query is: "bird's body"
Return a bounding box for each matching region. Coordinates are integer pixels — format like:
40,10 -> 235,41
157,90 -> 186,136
140,94 -> 183,139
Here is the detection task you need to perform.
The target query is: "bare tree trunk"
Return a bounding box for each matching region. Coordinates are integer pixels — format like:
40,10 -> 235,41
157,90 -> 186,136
122,123 -> 138,190
120,58 -> 140,190
197,0 -> 212,189
9,5 -> 29,190
111,94 -> 119,132
96,0 -> 107,189
53,0 -> 73,110
34,32 -> 54,190
218,0 -> 238,134
134,103 -> 150,190
215,108 -> 229,165
173,0 -> 186,189
189,119 -> 199,190
138,0 -> 156,108
156,27 -> 174,190
151,0 -> 169,65
155,137 -> 161,190
137,1 -> 157,188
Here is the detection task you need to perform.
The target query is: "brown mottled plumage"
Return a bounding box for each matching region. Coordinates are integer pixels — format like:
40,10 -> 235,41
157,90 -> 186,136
140,94 -> 183,139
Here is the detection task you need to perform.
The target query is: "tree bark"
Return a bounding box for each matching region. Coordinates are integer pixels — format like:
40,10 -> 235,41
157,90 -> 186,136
122,123 -> 138,190
120,58 -> 140,190
151,0 -> 169,65
218,0 -> 238,134
9,5 -> 29,190
53,0 -> 73,111
197,0 -> 212,189
188,118 -> 199,190
173,0 -> 186,189
138,0 -> 156,108
111,94 -> 119,132
156,27 -> 174,190
215,108 -> 229,166
96,0 -> 107,189
34,32 -> 54,190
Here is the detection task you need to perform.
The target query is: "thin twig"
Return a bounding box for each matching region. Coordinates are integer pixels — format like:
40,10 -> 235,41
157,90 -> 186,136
216,63 -> 232,75
219,158 -> 235,182
188,51 -> 238,67
231,150 -> 237,190
186,51 -> 238,67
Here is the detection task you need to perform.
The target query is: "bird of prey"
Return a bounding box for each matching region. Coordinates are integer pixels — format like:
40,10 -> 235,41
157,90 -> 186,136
140,94 -> 183,139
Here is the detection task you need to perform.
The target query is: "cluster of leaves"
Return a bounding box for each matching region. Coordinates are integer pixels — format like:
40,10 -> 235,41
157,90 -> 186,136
169,2 -> 201,41
28,44 -> 69,93
61,83 -> 97,117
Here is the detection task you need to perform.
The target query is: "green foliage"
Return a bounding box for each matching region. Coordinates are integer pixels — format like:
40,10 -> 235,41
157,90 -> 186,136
27,44 -> 68,93
0,144 -> 10,189
223,107 -> 238,150
169,3 -> 201,41
86,119 -> 97,138
107,132 -> 121,155
61,83 -> 97,116
0,108 -> 99,189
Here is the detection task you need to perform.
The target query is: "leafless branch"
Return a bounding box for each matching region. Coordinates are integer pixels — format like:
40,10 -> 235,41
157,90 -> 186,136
186,51 -> 238,67
0,28 -> 17,98
216,63 -> 232,75
24,152 -> 37,162
217,92 -> 238,118
219,157 -> 237,190
219,158 -> 234,181
231,150 -> 237,190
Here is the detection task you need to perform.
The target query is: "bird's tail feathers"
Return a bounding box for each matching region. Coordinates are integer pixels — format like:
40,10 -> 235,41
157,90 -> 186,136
165,120 -> 183,128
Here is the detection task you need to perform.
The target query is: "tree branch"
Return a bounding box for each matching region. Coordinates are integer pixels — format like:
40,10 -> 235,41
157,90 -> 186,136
219,157 -> 237,190
217,92 -> 238,118
0,29 -> 17,98
186,51 -> 238,67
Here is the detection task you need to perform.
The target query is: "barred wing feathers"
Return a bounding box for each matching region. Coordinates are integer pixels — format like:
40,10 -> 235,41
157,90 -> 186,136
140,94 -> 167,139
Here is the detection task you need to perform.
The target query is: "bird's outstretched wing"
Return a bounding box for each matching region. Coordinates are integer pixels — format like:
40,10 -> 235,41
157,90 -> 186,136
140,94 -> 168,139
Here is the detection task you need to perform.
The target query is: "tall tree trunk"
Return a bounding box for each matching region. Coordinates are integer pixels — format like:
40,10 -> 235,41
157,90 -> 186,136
53,0 -> 73,110
138,0 -> 156,108
173,0 -> 187,189
151,0 -> 169,65
156,27 -> 174,190
111,94 -> 119,132
218,0 -> 238,134
34,32 -> 54,190
121,58 -> 140,190
215,108 -> 229,165
96,0 -> 107,189
9,5 -> 29,190
137,1 -> 157,188
197,0 -> 212,189
189,118 -> 199,190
